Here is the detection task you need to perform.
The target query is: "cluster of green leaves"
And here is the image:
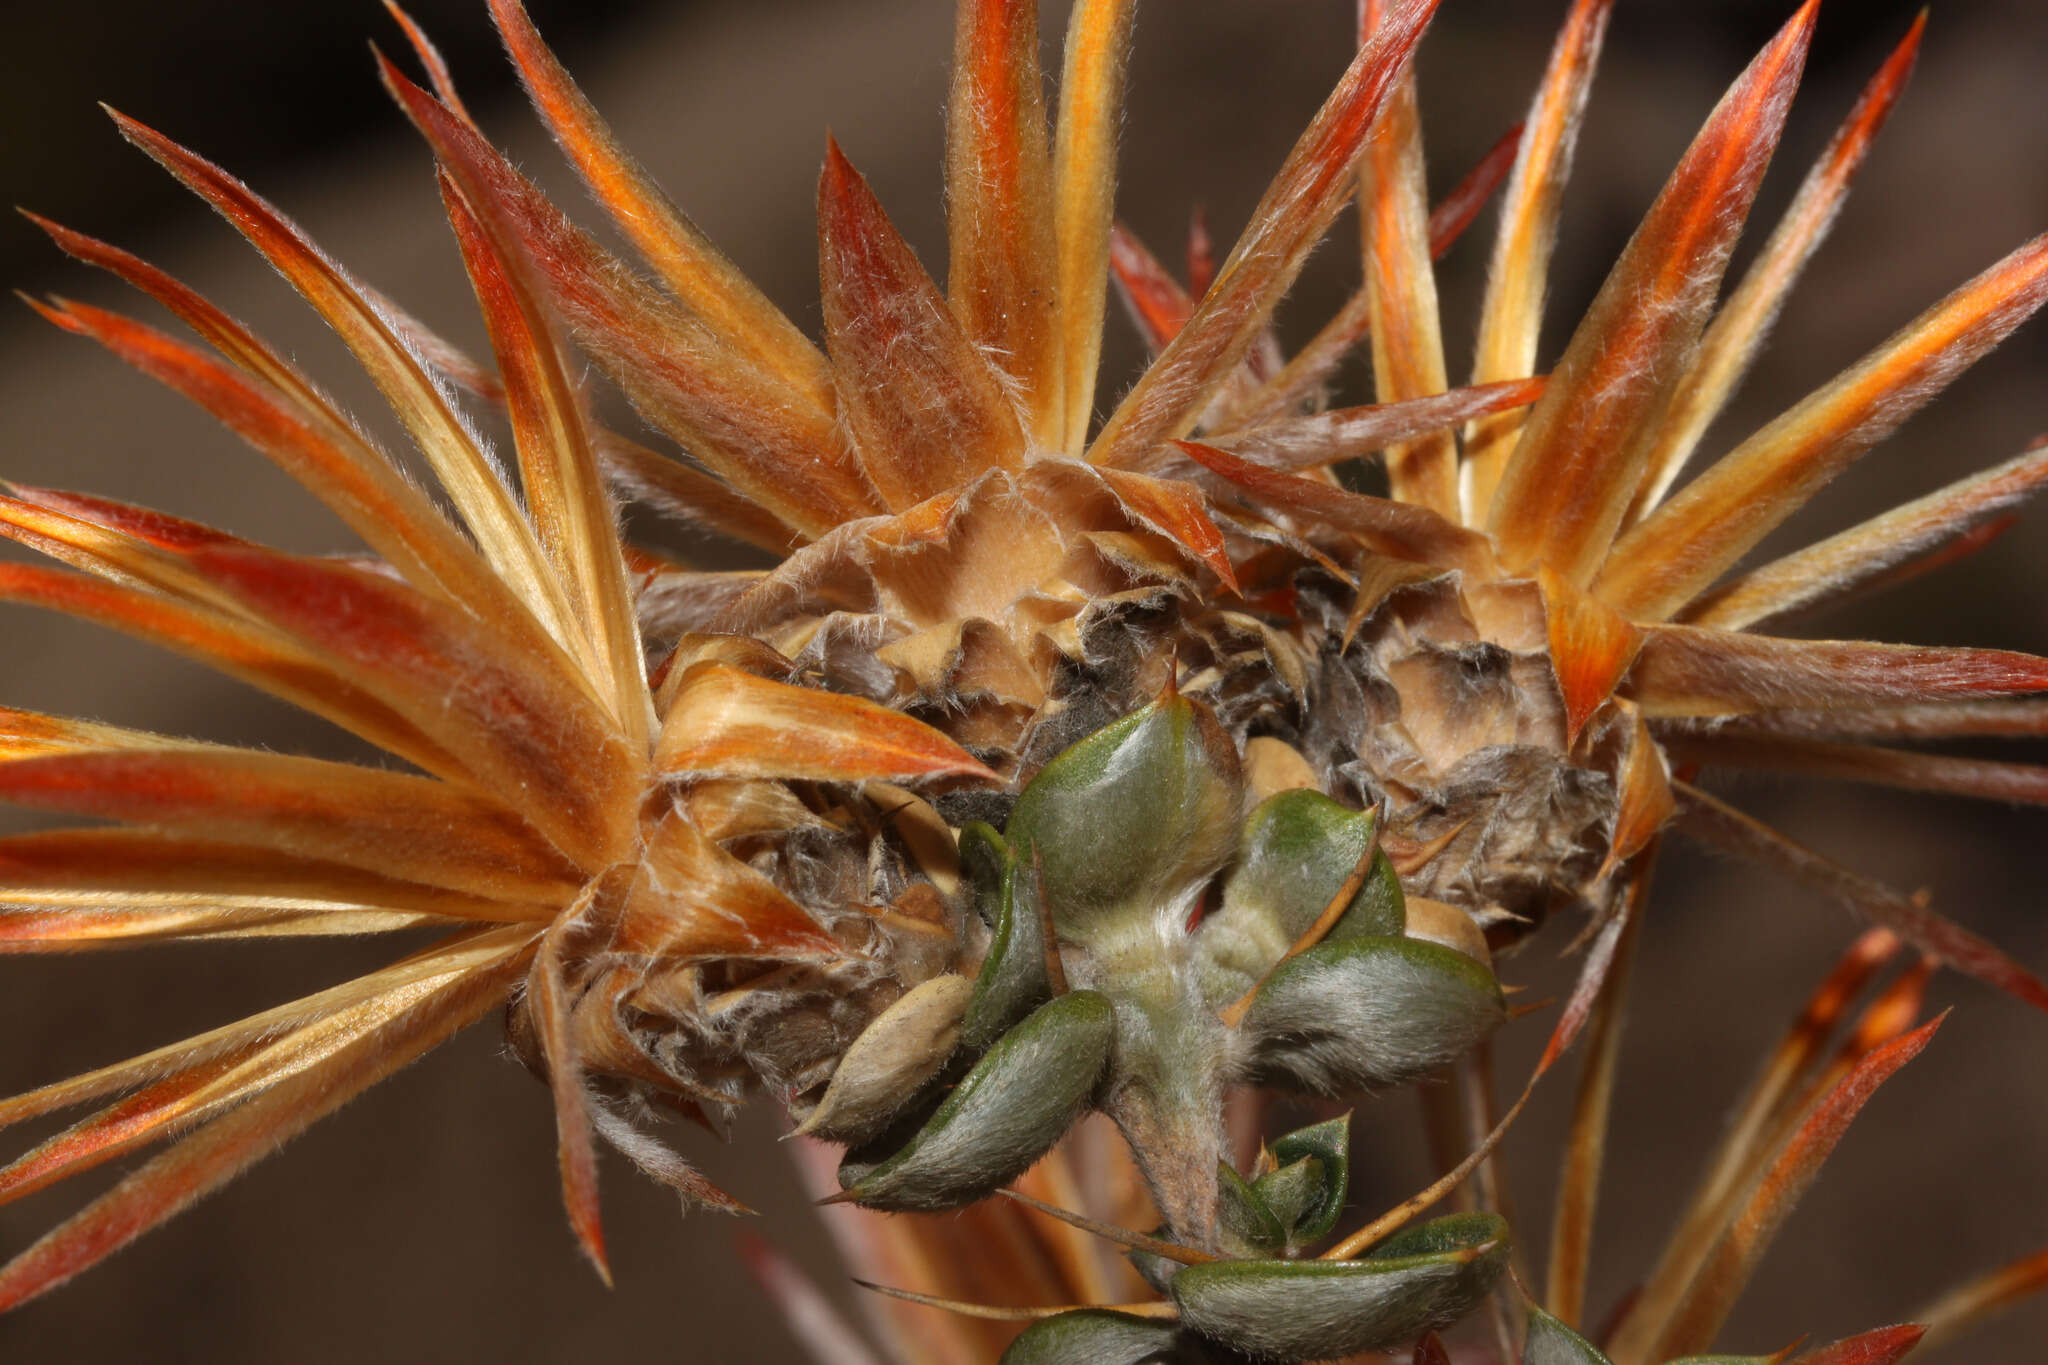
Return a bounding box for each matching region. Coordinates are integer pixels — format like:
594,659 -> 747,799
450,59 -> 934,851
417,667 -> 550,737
807,694 -> 1528,1360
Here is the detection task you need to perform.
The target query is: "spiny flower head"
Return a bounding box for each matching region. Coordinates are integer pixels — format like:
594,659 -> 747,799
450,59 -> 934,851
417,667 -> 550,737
2,0 -> 2046,1359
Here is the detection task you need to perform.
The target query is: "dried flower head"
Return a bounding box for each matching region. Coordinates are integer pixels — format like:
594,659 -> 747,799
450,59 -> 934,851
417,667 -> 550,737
2,0 -> 2045,1360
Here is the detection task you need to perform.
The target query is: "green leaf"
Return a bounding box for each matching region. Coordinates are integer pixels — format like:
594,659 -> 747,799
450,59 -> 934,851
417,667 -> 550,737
1261,1112 -> 1350,1244
1236,790 -> 1404,940
1004,694 -> 1244,950
960,821 -> 1013,930
1337,848 -> 1406,941
1523,1303 -> 1614,1365
1171,1212 -> 1510,1360
835,1089 -> 946,1191
1195,792 -> 1404,1005
1248,1156 -> 1324,1249
999,1309 -> 1216,1364
1215,1160 -> 1287,1258
957,822 -> 1051,1053
1364,1211 -> 1508,1261
840,990 -> 1114,1212
1241,936 -> 1504,1093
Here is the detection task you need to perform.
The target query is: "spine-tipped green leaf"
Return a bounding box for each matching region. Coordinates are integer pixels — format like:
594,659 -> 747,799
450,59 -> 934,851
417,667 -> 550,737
1198,790 -> 1402,1003
957,822 -> 1052,1053
1171,1211 -> 1509,1360
1523,1302 -> 1615,1364
837,990 -> 1114,1212
1004,693 -> 1244,952
1241,936 -> 1504,1093
1215,1159 -> 1288,1258
1264,1112 -> 1352,1244
999,1310 -> 1204,1365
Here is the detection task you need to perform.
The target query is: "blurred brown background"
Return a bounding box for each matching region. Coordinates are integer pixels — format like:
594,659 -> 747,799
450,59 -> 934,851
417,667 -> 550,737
2,1 -> 2045,1361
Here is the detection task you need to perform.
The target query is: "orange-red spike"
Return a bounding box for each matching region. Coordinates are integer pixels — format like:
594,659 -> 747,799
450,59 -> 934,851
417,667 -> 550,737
1645,1015 -> 1944,1360
377,53 -> 883,536
1674,783 -> 2048,1016
614,810 -> 841,963
382,1 -> 475,123
1176,439 -> 1494,576
1605,926 -> 1904,1359
1357,0 -> 1457,519
24,210 -> 398,446
1787,1325 -> 1926,1365
0,927 -> 534,1137
0,748 -> 581,902
1051,0 -> 1139,452
0,931 -> 533,1314
1914,1247 -> 2048,1355
1713,697 -> 2048,744
1488,2 -> 1815,580
0,561 -> 472,783
0,700 -> 203,761
1602,707 -> 1674,877
1628,13 -> 1927,522
0,1058 -> 263,1209
1828,958 -> 1933,1076
352,276 -> 810,555
596,434 -> 804,555
1090,0 -> 1442,472
1539,565 -> 1644,746
0,961 -> 498,1207
1462,0 -> 1616,516
486,0 -> 830,408
107,109 -> 569,631
946,0 -> 1062,445
1108,222 -> 1197,355
1795,515 -> 2017,620
0,827 -> 532,923
655,662 -> 999,785
1668,733 -> 2048,808
3,485 -> 247,558
1687,439 -> 2048,630
1630,626 -> 2048,719
1428,121 -> 1524,264
21,291 -> 526,625
1093,467 -> 1240,593
819,139 -> 1027,510
1546,856 -> 1648,1328
1204,378 -> 1546,473
1216,120 -> 1525,435
1600,231 -> 2048,620
1640,947 -> 1940,1357
0,900 -> 449,953
1212,122 -> 1523,435
530,925 -> 612,1285
1736,931 -> 1907,1173
589,1102 -> 748,1214
187,546 -> 642,870
0,482 -> 268,632
441,176 -> 650,745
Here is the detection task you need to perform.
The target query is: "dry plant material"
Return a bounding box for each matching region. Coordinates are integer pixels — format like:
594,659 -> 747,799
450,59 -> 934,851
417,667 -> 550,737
2,2 -> 2046,1362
